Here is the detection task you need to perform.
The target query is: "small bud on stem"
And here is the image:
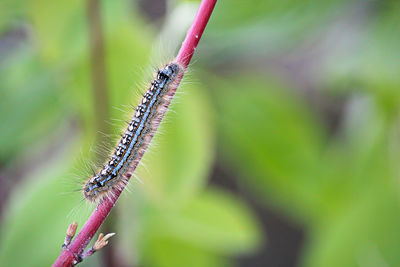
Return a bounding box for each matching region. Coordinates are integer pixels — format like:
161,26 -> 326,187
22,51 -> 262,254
63,222 -> 78,248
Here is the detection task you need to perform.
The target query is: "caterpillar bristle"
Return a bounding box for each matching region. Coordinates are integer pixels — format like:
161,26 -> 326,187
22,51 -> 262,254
83,62 -> 183,203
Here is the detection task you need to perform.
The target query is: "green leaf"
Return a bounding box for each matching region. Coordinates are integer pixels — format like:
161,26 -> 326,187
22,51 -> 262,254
0,0 -> 28,32
0,48 -> 66,162
322,2 -> 400,114
211,74 -> 326,221
302,148 -> 400,267
139,187 -> 261,266
0,144 -> 91,267
202,0 -> 355,65
141,237 -> 230,267
27,0 -> 86,64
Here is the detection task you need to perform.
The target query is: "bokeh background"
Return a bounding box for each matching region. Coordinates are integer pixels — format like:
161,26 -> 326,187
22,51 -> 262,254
1,0 -> 400,266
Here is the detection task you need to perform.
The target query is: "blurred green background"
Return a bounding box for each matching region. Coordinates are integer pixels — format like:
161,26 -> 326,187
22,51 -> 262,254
1,0 -> 400,266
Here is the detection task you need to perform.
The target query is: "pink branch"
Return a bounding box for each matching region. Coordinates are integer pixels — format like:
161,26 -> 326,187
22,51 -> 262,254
52,0 -> 217,266
176,0 -> 217,68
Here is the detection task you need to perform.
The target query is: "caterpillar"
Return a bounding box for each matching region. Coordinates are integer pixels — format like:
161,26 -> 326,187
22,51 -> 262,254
83,62 -> 183,202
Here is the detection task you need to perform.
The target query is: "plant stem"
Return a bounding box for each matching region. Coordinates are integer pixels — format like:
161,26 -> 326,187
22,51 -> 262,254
52,0 -> 217,266
176,0 -> 217,68
87,0 -> 110,147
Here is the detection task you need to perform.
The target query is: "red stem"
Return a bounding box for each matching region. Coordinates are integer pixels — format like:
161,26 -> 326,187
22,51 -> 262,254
52,0 -> 217,266
176,0 -> 217,68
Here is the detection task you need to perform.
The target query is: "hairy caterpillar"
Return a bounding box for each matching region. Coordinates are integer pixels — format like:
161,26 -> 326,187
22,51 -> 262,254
83,62 -> 183,202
